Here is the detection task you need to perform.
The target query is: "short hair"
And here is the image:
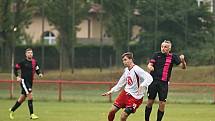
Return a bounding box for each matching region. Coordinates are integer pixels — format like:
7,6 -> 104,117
162,40 -> 172,49
163,40 -> 172,45
25,48 -> 33,52
121,52 -> 134,60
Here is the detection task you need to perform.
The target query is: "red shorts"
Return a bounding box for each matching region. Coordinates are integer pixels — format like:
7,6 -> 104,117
114,90 -> 143,113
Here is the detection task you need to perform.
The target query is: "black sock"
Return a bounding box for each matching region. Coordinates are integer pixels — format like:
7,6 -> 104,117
145,106 -> 152,121
11,101 -> 22,112
28,100 -> 34,115
157,109 -> 164,121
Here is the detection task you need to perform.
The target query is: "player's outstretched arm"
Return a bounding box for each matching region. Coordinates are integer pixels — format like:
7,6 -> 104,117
102,72 -> 126,96
101,91 -> 112,96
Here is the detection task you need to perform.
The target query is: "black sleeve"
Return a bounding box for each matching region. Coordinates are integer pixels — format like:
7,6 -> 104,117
149,52 -> 157,64
172,53 -> 181,65
35,61 -> 41,75
14,61 -> 22,77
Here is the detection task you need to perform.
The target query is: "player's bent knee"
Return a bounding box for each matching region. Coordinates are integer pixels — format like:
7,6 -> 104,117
109,109 -> 117,116
121,111 -> 129,120
109,110 -> 115,114
147,102 -> 153,107
147,99 -> 154,106
159,101 -> 166,106
158,101 -> 166,111
124,107 -> 133,115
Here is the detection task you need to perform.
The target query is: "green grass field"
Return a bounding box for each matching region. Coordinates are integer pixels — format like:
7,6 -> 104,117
0,100 -> 214,121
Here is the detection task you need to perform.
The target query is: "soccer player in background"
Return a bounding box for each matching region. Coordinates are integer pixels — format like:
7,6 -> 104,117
102,52 -> 153,121
145,40 -> 186,121
9,48 -> 43,120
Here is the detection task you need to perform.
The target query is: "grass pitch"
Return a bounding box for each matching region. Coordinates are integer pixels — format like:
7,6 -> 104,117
0,100 -> 214,121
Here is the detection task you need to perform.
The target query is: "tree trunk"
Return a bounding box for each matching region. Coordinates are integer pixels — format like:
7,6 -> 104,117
59,34 -> 73,71
114,44 -> 124,67
2,41 -> 12,71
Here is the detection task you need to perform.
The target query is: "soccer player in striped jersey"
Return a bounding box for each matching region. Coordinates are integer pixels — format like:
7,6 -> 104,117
9,48 -> 43,120
145,40 -> 186,121
102,52 -> 153,121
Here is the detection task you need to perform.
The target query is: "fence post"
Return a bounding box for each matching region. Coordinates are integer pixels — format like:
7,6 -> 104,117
214,87 -> 215,104
58,80 -> 62,101
10,80 -> 13,99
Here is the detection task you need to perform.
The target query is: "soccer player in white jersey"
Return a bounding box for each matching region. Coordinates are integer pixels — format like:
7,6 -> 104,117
102,52 -> 153,121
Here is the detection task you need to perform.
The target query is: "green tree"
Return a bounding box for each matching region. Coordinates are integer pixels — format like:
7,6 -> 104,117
44,0 -> 88,71
0,0 -> 32,71
100,0 -> 138,66
136,0 -> 214,65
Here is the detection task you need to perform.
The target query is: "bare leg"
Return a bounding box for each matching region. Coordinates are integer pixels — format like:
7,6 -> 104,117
108,105 -> 120,121
120,110 -> 129,121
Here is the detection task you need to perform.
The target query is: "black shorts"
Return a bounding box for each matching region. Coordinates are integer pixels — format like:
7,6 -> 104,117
147,79 -> 168,101
20,79 -> 32,95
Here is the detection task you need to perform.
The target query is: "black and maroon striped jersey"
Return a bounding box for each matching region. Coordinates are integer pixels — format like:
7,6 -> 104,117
14,58 -> 41,85
149,52 -> 181,82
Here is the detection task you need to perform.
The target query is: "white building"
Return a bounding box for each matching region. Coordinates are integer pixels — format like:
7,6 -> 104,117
24,15 -> 113,45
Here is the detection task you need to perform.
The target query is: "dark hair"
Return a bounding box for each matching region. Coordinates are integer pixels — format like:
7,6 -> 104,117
121,52 -> 134,60
25,48 -> 33,52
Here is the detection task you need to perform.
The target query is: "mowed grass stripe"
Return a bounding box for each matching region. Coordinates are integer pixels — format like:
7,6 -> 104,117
0,100 -> 214,121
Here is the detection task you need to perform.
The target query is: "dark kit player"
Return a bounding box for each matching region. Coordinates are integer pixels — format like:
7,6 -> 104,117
9,48 -> 43,120
145,40 -> 186,121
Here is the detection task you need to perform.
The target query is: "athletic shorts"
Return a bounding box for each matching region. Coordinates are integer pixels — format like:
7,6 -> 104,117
20,79 -> 32,95
147,79 -> 168,101
113,90 -> 143,113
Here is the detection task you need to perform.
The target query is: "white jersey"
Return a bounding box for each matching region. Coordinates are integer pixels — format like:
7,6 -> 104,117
110,65 -> 153,99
